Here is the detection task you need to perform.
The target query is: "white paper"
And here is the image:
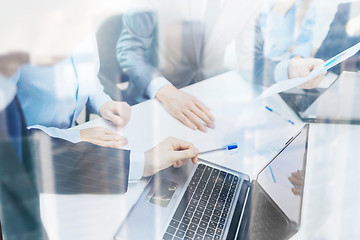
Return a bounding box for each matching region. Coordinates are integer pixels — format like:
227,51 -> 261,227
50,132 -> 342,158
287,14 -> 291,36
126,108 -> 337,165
258,41 -> 360,99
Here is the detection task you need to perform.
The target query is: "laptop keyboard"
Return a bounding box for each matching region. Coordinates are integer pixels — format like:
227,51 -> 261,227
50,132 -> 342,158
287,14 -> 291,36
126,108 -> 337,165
162,164 -> 239,240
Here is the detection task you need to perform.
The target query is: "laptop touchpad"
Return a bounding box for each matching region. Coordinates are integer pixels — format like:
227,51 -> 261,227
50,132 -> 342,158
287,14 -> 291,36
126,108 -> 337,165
147,179 -> 178,207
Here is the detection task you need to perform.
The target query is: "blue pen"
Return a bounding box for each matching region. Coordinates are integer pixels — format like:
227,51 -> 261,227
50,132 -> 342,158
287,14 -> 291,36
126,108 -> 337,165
200,143 -> 238,154
265,106 -> 295,125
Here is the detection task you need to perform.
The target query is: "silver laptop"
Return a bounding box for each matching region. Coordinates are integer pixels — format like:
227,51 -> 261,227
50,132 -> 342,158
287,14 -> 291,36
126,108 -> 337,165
115,124 -> 309,240
281,71 -> 360,124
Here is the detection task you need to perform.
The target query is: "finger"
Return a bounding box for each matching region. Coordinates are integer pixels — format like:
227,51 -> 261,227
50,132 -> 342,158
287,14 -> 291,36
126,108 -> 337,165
184,110 -> 207,132
100,133 -> 127,142
169,137 -> 194,151
112,103 -> 131,124
173,147 -> 199,162
291,188 -> 302,196
176,113 -> 197,130
191,155 -> 198,164
288,176 -> 302,186
93,139 -> 129,149
190,105 -> 215,129
195,100 -> 215,123
291,171 -> 303,181
173,159 -> 187,168
102,111 -> 125,126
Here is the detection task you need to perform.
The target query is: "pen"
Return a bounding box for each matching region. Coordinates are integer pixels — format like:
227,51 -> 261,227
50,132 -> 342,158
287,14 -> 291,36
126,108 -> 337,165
199,143 -> 238,154
265,106 -> 295,125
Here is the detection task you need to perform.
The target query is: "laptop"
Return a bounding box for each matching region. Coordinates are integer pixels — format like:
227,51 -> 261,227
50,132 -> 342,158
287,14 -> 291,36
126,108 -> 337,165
280,71 -> 360,124
115,124 -> 309,240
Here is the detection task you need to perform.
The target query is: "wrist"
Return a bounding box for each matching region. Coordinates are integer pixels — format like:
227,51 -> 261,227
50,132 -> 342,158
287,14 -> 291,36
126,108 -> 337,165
99,101 -> 111,116
143,151 -> 154,177
155,85 -> 176,103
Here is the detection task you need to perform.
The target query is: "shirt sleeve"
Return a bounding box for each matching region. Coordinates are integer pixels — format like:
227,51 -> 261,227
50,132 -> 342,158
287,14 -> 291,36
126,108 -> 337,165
145,77 -> 173,99
129,151 -> 145,182
28,125 -> 81,143
274,59 -> 291,82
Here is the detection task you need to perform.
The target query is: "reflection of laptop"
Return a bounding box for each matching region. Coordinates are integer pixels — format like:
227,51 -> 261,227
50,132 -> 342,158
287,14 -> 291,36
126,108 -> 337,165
115,124 -> 309,240
281,71 -> 360,124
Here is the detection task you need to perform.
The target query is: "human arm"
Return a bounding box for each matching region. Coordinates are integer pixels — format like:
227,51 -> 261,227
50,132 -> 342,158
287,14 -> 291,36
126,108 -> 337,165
42,133 -> 198,193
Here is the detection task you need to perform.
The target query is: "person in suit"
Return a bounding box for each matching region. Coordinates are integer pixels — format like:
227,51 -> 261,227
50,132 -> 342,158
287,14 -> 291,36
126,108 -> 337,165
0,1 -> 200,239
0,53 -> 199,239
315,1 -> 360,75
116,0 -> 325,133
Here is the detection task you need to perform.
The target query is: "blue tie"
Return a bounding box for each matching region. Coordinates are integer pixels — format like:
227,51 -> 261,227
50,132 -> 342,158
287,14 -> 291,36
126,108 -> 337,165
1,97 -> 25,162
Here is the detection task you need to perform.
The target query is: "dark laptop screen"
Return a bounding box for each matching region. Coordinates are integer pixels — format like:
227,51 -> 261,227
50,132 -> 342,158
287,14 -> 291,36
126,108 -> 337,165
256,124 -> 308,225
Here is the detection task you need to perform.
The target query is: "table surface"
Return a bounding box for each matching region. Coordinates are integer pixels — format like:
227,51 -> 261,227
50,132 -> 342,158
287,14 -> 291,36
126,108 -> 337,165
41,71 -> 360,240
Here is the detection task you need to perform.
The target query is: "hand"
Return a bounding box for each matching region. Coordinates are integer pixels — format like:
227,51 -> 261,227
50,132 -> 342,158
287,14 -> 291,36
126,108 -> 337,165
0,52 -> 29,77
143,137 -> 199,177
80,127 -> 128,148
288,170 -> 304,196
99,101 -> 131,128
156,85 -> 215,132
288,57 -> 326,89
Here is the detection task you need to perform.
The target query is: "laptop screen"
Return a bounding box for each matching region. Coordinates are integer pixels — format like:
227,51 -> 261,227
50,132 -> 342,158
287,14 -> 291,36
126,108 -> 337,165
256,124 -> 308,225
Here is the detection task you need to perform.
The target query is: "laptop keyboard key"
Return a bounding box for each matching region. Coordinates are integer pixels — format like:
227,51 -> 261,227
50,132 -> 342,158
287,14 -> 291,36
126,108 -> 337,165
163,233 -> 173,240
194,211 -> 202,218
204,209 -> 212,216
170,219 -> 179,228
176,230 -> 185,238
204,234 -> 213,240
206,228 -> 215,236
211,215 -> 219,222
179,223 -> 188,231
182,217 -> 191,225
185,211 -> 193,218
202,215 -> 210,222
209,221 -> 217,229
192,217 -> 200,224
189,223 -> 197,231
199,221 -> 207,229
197,228 -> 206,236
194,234 -> 204,240
186,230 -> 195,238
167,226 -> 176,235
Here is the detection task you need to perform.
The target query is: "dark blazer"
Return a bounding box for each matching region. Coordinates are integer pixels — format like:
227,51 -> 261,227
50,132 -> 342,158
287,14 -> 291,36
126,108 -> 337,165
315,2 -> 360,75
0,96 -> 131,239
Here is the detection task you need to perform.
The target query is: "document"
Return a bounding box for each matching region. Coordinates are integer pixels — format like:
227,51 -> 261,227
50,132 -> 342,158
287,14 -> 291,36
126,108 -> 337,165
258,41 -> 360,99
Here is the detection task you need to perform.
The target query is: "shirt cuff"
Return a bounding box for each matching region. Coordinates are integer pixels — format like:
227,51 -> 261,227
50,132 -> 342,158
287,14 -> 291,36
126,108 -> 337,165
146,77 -> 173,99
28,125 -> 81,143
129,151 -> 145,183
89,91 -> 113,115
274,59 -> 291,82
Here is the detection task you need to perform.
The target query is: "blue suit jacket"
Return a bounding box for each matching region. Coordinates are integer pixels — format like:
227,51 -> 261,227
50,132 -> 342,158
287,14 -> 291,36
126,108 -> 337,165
0,97 -> 131,239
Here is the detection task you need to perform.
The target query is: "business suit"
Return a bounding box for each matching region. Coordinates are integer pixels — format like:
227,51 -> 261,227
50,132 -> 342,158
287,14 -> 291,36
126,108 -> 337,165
116,0 -> 265,103
0,95 -> 131,239
315,2 -> 360,75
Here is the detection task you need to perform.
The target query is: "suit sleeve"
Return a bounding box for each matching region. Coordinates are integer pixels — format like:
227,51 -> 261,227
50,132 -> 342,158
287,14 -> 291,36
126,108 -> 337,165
116,11 -> 163,100
29,130 -> 130,195
236,15 -> 280,87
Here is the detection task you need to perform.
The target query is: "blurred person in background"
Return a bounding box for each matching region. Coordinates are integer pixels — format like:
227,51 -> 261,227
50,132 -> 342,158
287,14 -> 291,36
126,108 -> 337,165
117,0 -> 325,133
0,0 -> 200,239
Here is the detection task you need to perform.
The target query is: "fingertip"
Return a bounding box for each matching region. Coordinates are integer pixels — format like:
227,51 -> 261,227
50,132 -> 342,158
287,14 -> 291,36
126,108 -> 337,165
199,125 -> 208,132
193,147 -> 199,156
